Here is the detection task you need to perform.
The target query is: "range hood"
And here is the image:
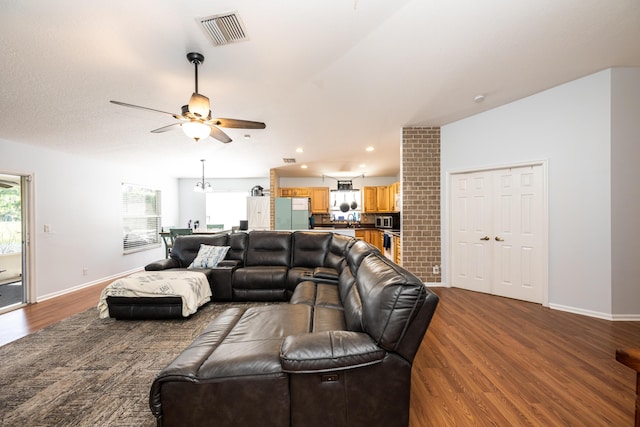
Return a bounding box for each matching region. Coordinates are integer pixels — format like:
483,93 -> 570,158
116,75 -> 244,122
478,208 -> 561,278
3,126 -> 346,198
336,180 -> 353,191
323,174 -> 363,191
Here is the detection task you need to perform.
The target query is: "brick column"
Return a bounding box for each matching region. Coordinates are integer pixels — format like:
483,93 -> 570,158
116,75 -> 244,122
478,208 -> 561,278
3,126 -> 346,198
401,127 -> 440,283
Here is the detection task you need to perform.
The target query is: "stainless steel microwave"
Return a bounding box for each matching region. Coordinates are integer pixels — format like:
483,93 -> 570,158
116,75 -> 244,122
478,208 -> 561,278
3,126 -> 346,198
376,216 -> 393,229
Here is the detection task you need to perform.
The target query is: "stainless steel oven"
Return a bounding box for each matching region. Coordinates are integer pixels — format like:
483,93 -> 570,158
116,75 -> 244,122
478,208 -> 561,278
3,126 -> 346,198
376,216 -> 393,229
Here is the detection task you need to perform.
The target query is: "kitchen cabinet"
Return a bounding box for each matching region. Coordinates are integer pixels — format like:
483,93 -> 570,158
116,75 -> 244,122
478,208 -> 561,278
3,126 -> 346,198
376,186 -> 391,212
280,187 -> 329,213
374,230 -> 384,251
363,187 -> 377,213
279,187 -> 310,197
364,185 -> 398,213
356,228 -> 389,254
390,181 -> 400,212
309,187 -> 329,213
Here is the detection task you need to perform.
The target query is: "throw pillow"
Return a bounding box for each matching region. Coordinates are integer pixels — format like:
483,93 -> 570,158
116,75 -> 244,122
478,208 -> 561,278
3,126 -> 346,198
188,244 -> 230,269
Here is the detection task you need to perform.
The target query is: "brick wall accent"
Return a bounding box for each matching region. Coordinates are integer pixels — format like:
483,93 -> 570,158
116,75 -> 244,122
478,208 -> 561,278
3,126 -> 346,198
401,127 -> 441,282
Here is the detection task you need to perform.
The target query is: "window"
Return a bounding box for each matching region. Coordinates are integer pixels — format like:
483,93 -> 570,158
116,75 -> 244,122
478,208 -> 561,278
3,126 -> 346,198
205,192 -> 247,230
122,183 -> 161,254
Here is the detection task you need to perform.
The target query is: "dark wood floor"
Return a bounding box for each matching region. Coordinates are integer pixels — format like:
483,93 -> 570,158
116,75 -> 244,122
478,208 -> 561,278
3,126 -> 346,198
1,285 -> 638,425
411,288 -> 640,426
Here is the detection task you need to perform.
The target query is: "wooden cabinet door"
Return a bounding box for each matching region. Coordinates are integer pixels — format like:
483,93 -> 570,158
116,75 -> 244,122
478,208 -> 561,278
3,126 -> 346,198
280,188 -> 294,197
394,236 -> 401,265
390,182 -> 400,212
309,187 -> 329,213
363,187 -> 377,212
376,186 -> 390,212
295,187 -> 310,197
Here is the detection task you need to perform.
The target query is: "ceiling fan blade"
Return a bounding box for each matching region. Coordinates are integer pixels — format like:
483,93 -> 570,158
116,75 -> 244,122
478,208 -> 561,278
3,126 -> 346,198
209,126 -> 232,143
151,123 -> 181,133
211,118 -> 266,129
110,100 -> 181,119
188,93 -> 210,119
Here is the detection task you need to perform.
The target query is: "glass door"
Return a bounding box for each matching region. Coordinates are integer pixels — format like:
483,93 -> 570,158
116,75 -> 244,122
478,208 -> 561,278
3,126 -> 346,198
0,174 -> 25,311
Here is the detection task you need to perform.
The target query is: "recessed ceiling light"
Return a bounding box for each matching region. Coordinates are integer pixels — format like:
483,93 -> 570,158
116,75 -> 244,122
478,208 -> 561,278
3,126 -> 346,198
474,94 -> 485,103
301,164 -> 308,169
296,147 -> 303,153
359,163 -> 366,168
365,146 -> 374,152
244,134 -> 251,139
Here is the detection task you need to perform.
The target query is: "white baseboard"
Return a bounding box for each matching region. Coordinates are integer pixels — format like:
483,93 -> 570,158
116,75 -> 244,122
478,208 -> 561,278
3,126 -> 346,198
37,268 -> 143,302
549,303 -> 640,321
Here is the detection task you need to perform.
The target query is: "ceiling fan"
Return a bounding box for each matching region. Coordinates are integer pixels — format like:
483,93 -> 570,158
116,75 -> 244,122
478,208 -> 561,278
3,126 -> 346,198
110,52 -> 265,143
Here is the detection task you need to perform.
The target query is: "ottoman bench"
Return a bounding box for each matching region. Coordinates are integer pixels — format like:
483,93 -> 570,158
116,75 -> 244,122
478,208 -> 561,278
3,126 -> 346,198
98,270 -> 212,320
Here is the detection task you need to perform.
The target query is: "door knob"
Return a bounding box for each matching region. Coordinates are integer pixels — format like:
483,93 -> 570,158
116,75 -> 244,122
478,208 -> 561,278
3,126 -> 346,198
495,236 -> 504,242
480,236 -> 490,241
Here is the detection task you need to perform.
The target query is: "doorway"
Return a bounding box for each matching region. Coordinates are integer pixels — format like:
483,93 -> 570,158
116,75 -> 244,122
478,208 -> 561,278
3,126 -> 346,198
448,163 -> 548,304
0,173 -> 30,312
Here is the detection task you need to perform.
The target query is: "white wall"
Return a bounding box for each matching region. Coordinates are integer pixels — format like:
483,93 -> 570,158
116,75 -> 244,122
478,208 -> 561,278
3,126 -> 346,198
0,138 -> 179,301
442,69 -> 615,317
611,68 -> 640,316
178,177 -> 270,229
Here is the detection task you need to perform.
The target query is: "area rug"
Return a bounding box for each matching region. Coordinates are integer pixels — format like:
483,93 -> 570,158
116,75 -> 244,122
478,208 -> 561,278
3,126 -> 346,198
0,301 -> 271,426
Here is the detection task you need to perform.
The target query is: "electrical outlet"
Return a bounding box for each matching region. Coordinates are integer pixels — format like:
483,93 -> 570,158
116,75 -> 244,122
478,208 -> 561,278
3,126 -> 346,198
82,268 -> 88,276
433,265 -> 440,275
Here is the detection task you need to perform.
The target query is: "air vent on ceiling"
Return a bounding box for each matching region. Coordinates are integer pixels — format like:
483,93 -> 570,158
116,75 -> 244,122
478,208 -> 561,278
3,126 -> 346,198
282,158 -> 296,164
199,12 -> 249,47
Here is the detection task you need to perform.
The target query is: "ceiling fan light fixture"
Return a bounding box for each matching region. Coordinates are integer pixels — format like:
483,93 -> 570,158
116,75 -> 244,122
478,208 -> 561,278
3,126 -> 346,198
182,120 -> 211,142
188,93 -> 210,118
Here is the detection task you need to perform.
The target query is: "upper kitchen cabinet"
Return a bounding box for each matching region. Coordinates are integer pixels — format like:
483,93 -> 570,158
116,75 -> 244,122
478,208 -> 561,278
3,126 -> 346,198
364,187 -> 378,213
363,183 -> 400,213
309,187 -> 329,213
280,186 -> 329,213
279,187 -> 310,197
376,186 -> 391,212
390,181 -> 400,212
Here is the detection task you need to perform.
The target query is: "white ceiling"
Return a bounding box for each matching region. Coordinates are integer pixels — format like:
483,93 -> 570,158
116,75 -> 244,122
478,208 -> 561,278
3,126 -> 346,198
1,0 -> 639,179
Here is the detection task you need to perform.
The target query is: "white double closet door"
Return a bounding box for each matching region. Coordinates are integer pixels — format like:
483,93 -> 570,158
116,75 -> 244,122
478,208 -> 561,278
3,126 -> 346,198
450,164 -> 546,304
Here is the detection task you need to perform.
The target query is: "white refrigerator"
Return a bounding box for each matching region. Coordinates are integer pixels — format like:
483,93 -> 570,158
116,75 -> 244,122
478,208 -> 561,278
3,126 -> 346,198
275,197 -> 309,230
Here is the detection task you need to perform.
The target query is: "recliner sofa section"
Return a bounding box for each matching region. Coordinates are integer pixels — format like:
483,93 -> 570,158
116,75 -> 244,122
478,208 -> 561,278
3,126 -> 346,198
144,230 -> 362,304
149,234 -> 439,427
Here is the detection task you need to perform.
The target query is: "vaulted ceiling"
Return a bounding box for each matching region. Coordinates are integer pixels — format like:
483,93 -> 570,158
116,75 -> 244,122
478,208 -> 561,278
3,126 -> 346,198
1,0 -> 639,179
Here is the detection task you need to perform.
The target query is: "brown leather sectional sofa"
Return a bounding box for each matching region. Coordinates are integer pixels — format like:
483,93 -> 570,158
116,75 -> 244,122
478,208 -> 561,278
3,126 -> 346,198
135,230 -> 438,427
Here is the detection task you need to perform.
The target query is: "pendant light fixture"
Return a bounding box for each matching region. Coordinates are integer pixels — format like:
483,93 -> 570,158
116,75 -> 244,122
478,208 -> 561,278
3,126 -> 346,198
193,159 -> 213,193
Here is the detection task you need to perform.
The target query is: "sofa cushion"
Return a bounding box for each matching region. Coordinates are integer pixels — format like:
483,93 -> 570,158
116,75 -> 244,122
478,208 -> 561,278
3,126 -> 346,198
170,234 -> 229,268
245,231 -> 292,267
325,234 -> 354,271
232,266 -> 289,301
280,331 -> 385,373
312,306 -> 346,332
291,232 -> 331,268
355,255 -> 427,351
188,245 -> 230,268
346,239 -> 379,275
338,267 -> 363,332
226,232 -> 248,264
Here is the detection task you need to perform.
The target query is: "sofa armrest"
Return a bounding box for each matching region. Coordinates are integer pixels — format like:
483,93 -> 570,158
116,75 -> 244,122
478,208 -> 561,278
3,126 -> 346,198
280,331 -> 385,373
217,259 -> 242,268
145,258 -> 180,271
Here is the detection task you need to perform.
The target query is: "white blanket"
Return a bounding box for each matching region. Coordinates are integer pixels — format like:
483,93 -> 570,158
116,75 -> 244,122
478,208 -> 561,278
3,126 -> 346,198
98,271 -> 212,319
